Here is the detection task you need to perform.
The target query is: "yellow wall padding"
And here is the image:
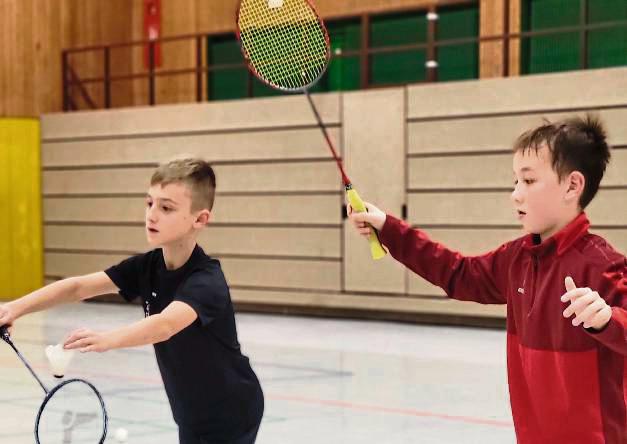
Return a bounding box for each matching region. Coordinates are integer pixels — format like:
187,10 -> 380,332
0,119 -> 43,300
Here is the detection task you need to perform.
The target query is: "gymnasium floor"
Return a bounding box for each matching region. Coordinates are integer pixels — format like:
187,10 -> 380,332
0,303 -> 515,443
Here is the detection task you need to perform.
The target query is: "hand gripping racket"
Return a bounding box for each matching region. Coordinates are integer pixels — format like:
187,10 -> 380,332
236,0 -> 387,260
1,326 -> 108,443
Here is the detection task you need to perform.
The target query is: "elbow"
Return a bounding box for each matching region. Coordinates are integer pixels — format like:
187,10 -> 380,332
65,277 -> 83,302
156,316 -> 177,342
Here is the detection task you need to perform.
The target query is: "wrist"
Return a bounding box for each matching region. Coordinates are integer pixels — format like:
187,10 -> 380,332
373,212 -> 386,231
104,331 -> 119,351
7,301 -> 24,319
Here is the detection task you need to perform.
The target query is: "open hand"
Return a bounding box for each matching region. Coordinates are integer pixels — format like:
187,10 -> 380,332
561,276 -> 611,330
64,328 -> 112,353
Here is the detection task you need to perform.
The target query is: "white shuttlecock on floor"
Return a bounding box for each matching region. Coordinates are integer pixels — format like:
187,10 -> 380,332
45,344 -> 75,378
114,427 -> 129,442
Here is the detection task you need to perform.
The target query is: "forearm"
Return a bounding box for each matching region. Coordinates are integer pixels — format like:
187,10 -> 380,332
11,278 -> 80,318
379,215 -> 506,304
107,314 -> 174,350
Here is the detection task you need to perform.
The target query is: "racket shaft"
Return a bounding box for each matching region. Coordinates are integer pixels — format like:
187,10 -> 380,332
346,188 -> 387,260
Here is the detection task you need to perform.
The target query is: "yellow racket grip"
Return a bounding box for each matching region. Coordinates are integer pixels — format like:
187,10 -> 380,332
346,187 -> 387,260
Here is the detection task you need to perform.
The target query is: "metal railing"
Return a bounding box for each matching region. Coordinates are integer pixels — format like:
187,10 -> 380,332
61,2 -> 627,111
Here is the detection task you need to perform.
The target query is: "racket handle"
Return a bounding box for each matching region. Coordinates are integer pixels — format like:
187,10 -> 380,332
346,188 -> 387,260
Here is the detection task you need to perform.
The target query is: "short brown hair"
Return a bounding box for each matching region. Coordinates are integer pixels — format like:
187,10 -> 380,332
151,158 -> 216,211
513,114 -> 611,209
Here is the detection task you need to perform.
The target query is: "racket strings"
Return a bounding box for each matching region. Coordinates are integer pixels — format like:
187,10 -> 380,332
37,380 -> 106,444
239,0 -> 329,90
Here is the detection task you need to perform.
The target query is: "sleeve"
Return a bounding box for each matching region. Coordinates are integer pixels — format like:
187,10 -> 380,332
174,269 -> 230,327
104,254 -> 145,302
585,257 -> 627,356
378,214 -> 509,304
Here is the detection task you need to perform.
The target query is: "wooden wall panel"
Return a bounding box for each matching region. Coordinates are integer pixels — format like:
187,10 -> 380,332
42,128 -> 341,167
194,0 -> 460,34
0,0 -> 62,116
343,88 -> 407,294
43,162 -> 341,195
45,252 -> 341,291
408,190 -> 627,228
0,0 -> 134,117
408,109 -> 627,155
40,69 -> 627,324
407,67 -> 627,119
43,195 -> 340,225
41,94 -> 341,139
408,150 -> 627,189
45,225 -> 341,259
479,0 -> 520,78
231,288 -> 506,319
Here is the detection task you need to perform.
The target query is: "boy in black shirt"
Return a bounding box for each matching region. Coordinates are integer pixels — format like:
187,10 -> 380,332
0,158 -> 264,443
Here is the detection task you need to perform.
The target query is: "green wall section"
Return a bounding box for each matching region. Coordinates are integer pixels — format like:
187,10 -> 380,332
207,2 -> 625,99
521,0 -> 627,74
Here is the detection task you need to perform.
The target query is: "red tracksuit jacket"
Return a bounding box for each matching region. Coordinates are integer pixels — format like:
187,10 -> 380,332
378,212 -> 627,443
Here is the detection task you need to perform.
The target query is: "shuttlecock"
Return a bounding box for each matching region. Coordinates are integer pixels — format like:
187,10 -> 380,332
114,427 -> 129,442
268,0 -> 284,8
45,344 -> 75,378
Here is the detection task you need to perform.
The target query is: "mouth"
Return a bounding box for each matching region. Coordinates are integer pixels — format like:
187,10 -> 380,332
147,227 -> 159,234
517,210 -> 527,219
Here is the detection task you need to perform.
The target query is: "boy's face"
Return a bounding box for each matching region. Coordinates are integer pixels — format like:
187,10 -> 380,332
511,144 -> 577,239
145,182 -> 209,247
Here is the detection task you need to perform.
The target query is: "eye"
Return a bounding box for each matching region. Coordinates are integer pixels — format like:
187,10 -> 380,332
146,200 -> 153,208
524,179 -> 535,185
162,206 -> 172,213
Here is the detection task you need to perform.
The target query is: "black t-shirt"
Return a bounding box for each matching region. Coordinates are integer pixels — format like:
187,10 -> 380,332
105,245 -> 263,438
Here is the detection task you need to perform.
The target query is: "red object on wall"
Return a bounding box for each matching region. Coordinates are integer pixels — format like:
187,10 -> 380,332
144,0 -> 162,68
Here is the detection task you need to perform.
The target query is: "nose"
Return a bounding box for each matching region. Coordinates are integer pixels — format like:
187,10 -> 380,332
511,182 -> 523,205
146,205 -> 157,223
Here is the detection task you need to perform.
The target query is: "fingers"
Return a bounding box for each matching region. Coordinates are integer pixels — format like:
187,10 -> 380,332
562,290 -> 596,318
64,328 -> 89,348
0,308 -> 13,327
561,287 -> 610,329
561,287 -> 591,304
571,298 -> 605,327
564,276 -> 577,292
64,336 -> 93,351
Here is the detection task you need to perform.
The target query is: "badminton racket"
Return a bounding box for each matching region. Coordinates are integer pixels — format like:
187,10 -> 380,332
236,0 -> 387,260
1,326 -> 108,443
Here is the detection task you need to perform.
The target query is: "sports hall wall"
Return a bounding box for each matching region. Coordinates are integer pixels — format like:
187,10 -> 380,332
0,0 -> 516,117
40,67 -> 627,326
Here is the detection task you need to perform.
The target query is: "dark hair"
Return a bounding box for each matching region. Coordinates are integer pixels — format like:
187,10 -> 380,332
513,114 -> 611,209
151,158 -> 216,211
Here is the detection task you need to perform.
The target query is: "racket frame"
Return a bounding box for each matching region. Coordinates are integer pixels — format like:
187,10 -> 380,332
1,327 -> 108,444
35,377 -> 108,444
235,0 -> 332,93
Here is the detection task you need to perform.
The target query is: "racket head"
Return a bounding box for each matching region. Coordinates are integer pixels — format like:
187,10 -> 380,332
35,378 -> 108,444
236,0 -> 331,92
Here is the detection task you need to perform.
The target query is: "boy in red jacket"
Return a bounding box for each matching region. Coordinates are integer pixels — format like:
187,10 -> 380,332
349,115 -> 626,443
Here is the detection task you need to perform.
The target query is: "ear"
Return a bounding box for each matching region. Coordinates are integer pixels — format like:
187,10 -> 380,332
194,209 -> 212,227
564,171 -> 585,205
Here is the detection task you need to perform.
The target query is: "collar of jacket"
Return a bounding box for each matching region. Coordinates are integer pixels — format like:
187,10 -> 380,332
522,212 -> 590,258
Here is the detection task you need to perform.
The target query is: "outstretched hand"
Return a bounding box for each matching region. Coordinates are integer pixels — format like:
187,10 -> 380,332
561,276 -> 612,330
64,328 -> 112,353
0,303 -> 18,335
